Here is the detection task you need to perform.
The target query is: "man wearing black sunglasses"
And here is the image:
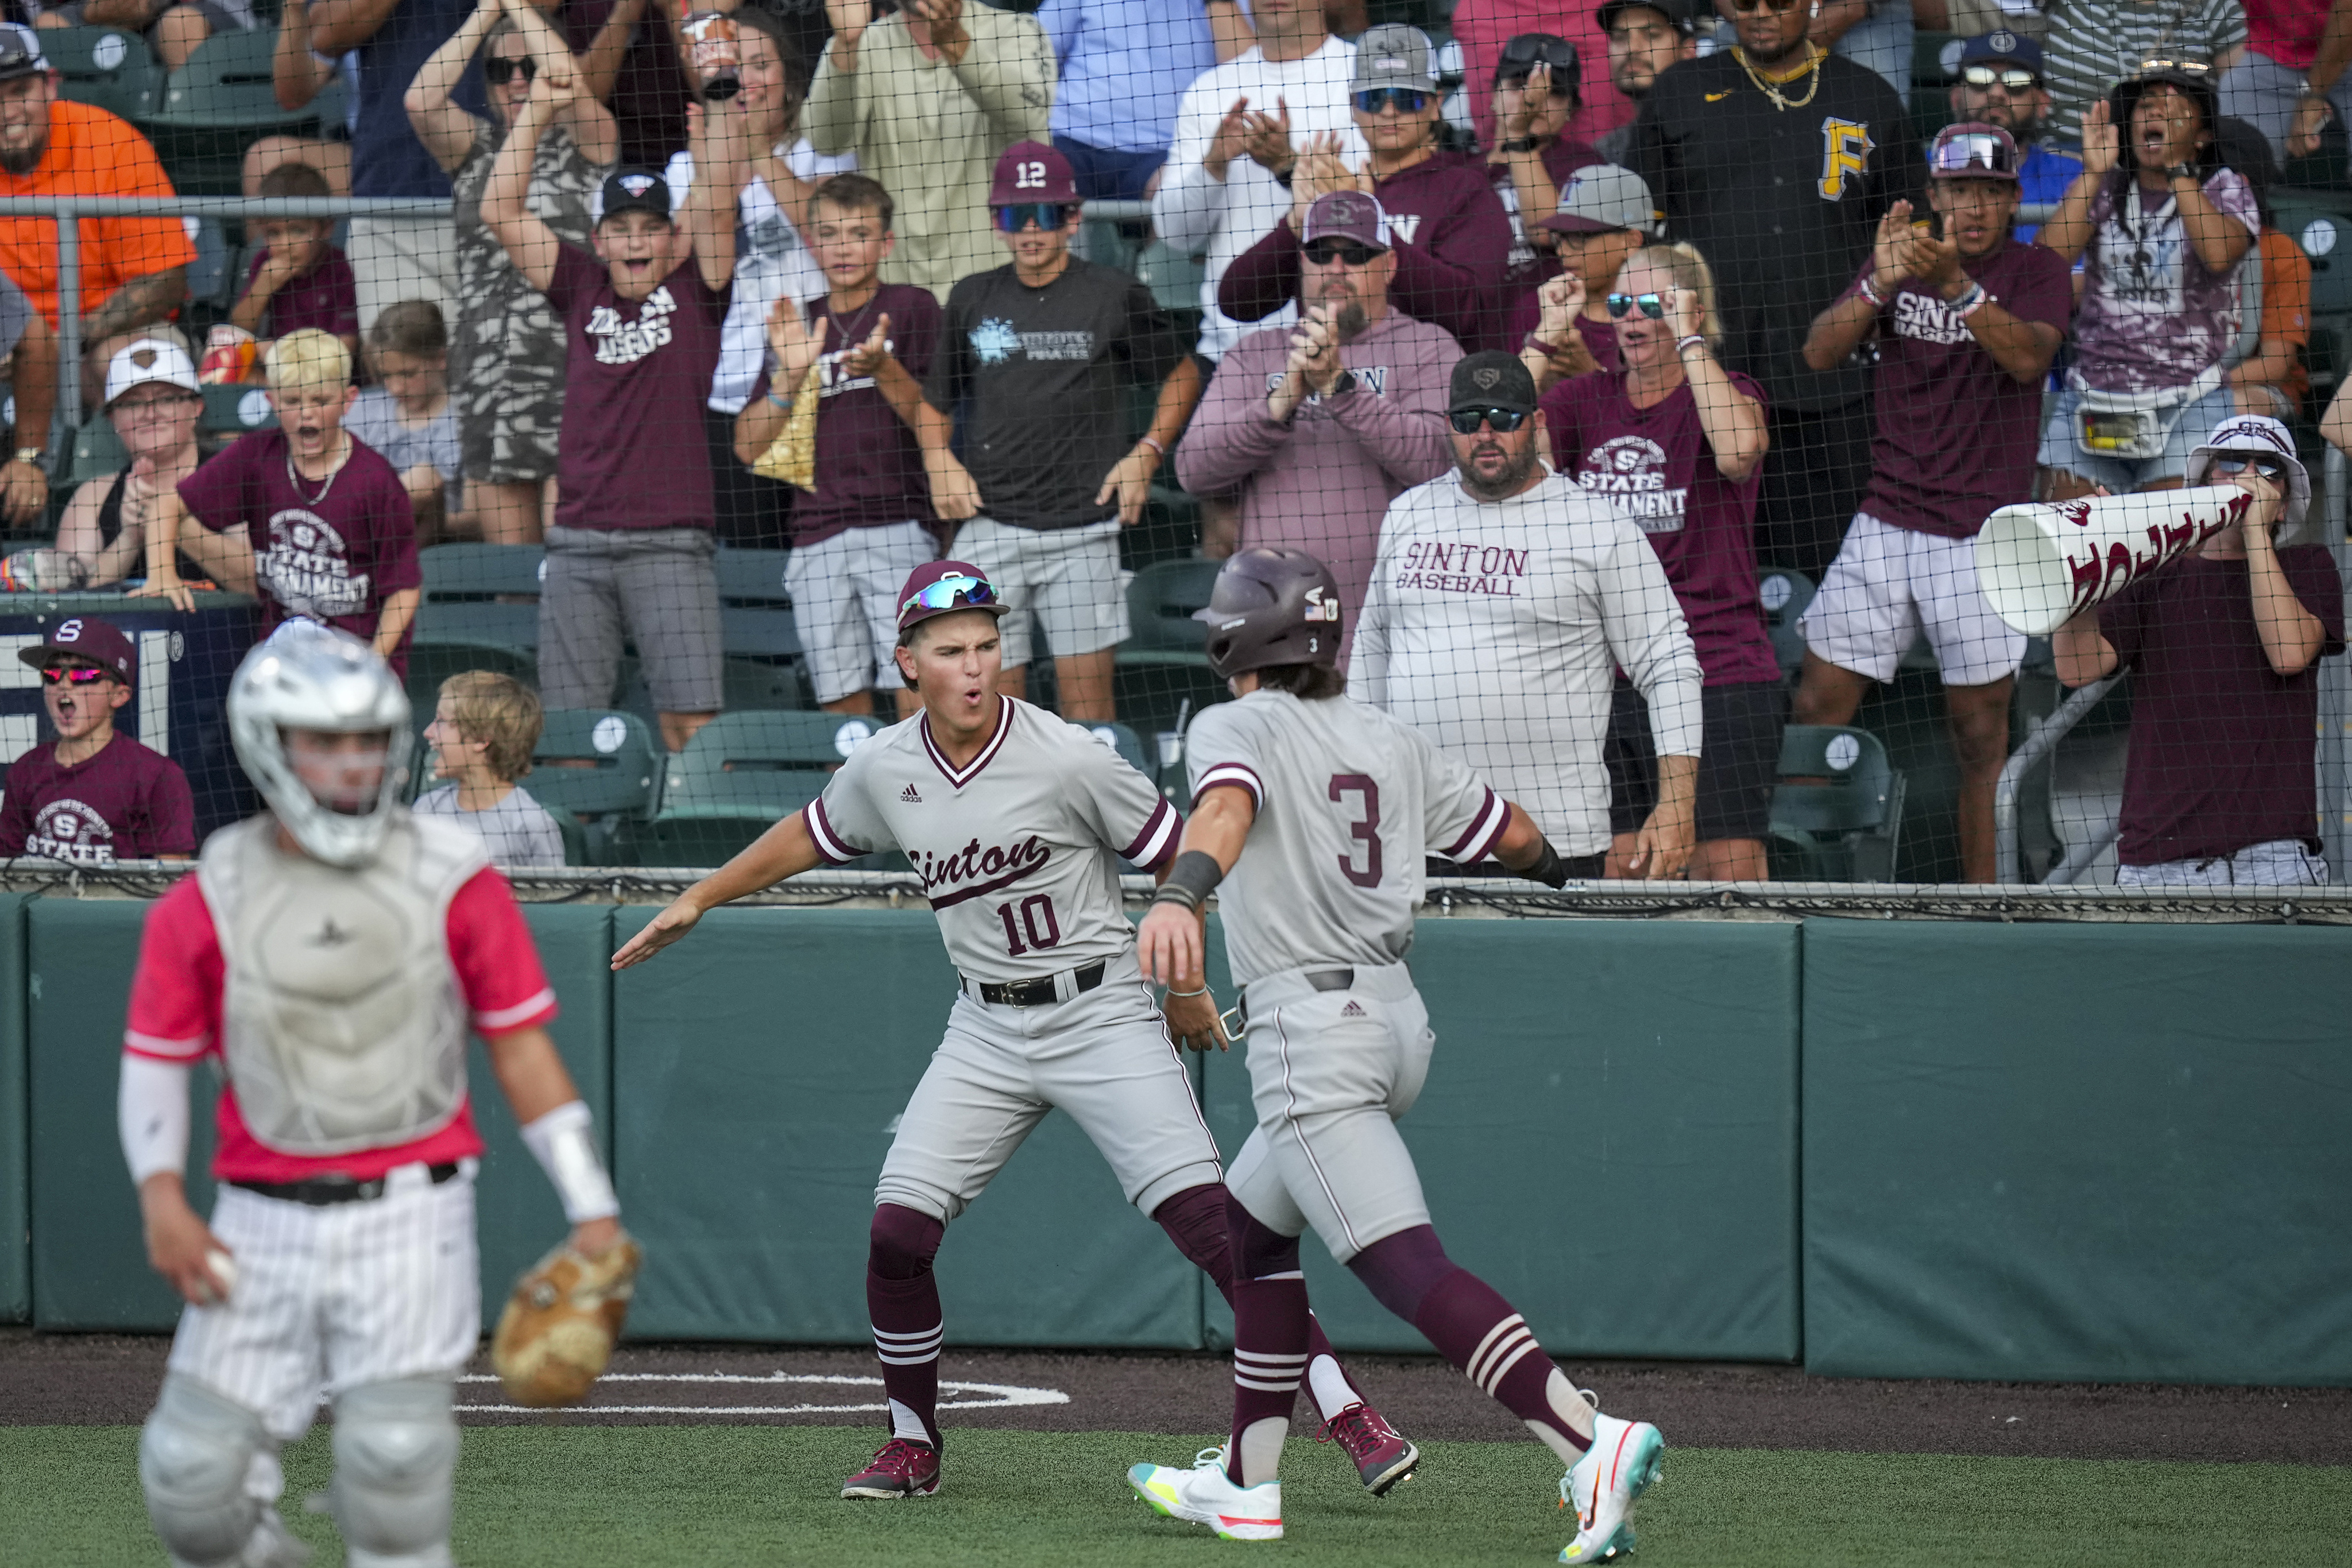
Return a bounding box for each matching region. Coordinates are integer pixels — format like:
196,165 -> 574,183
1944,32 -> 2080,238
1628,0 -> 1920,578
1217,25 -> 1515,354
0,617 -> 192,864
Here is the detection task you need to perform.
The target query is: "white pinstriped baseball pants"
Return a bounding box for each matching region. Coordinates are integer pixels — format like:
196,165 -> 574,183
1224,962 -> 1435,1264
166,1162 -> 481,1441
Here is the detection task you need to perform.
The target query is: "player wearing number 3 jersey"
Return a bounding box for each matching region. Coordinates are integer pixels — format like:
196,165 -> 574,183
613,560 -> 1418,1505
1124,549 -> 1665,1559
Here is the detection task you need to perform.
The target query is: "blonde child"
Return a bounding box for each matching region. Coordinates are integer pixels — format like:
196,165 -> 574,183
415,669 -> 567,868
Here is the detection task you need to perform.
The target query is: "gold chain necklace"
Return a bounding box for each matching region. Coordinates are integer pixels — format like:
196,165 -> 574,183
1734,44 -> 1823,111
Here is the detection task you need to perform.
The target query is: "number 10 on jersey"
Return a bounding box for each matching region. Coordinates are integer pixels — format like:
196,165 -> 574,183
998,894 -> 1062,955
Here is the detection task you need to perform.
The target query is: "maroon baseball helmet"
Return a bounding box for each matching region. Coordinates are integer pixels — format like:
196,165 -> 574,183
896,560 -> 1007,638
1193,548 -> 1344,680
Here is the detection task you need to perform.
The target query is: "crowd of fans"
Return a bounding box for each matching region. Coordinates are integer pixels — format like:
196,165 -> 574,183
0,0 -> 2342,886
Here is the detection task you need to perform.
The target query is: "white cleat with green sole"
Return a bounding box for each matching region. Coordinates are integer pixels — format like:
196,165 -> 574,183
1127,1447 -> 1283,1541
1560,1411 -> 1665,1563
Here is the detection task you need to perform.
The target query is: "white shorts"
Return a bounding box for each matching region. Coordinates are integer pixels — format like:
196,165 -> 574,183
2116,839 -> 2328,886
876,949 -> 1223,1224
953,516 -> 1130,668
1800,511 -> 2025,686
1224,962 -> 1435,1265
167,1162 -> 481,1442
786,521 -> 937,704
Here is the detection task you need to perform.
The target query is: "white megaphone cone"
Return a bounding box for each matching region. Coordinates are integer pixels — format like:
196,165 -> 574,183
1974,485 -> 2254,637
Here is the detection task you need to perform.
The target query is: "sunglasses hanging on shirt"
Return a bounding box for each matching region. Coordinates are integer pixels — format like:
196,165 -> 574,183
483,56 -> 537,84
994,203 -> 1076,233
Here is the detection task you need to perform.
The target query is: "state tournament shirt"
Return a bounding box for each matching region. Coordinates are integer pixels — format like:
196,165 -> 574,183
0,733 -> 194,862
122,860 -> 559,1183
1544,366 -> 1781,687
926,258 -> 1193,531
176,428 -> 421,673
1839,240 -> 2072,539
745,282 -> 942,548
544,244 -> 729,532
803,697 -> 1180,983
1186,688 -> 1507,988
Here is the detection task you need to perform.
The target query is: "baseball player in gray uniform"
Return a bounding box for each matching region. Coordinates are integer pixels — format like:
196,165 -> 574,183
613,560 -> 1418,1503
1123,548 -> 1665,1561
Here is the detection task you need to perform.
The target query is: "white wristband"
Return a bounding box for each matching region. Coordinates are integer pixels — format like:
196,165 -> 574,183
519,1100 -> 620,1224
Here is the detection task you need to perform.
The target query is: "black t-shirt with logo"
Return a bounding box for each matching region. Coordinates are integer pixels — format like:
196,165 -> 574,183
925,257 -> 1193,531
1628,51 -> 1922,411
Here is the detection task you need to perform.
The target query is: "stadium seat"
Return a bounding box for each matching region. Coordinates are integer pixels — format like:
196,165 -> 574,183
1758,567 -> 1815,682
1117,557 -> 1218,669
141,28 -> 347,193
68,417 -> 128,484
1767,724 -> 1906,881
200,383 -> 276,439
1067,718 -> 1153,780
543,800 -> 589,867
528,707 -> 661,862
406,544 -> 543,712
185,217 -> 235,312
45,26 -> 163,122
618,709 -> 887,866
1909,31 -> 1957,149
2272,189 -> 2352,396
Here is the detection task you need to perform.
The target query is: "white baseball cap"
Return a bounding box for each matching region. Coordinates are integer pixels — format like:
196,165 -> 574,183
105,338 -> 200,408
2186,413 -> 2310,529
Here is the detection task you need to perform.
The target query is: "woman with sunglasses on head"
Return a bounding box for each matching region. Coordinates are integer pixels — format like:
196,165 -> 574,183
1217,24 -> 1515,353
1542,243 -> 1779,881
409,0 -> 620,545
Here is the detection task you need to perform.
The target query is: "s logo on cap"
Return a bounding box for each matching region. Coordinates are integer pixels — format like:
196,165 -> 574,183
1473,367 -> 1502,390
56,620 -> 80,642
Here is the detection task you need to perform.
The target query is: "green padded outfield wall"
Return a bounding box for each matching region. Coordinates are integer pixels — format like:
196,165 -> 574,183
1802,919 -> 2352,1385
0,896 -> 29,1322
29,899 -> 615,1331
612,905 -> 1203,1347
1201,917 -> 1803,1361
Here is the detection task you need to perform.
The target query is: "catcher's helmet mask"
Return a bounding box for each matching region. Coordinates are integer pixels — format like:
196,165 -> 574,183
1196,547 -> 1346,680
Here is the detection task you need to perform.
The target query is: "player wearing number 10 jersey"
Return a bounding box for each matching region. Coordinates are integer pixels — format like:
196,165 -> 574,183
613,561 -> 1417,1507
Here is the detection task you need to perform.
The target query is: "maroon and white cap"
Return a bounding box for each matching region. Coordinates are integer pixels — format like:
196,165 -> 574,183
988,141 -> 1079,206
2187,413 -> 2310,529
20,615 -> 136,686
896,560 -> 1008,636
1301,191 -> 1389,251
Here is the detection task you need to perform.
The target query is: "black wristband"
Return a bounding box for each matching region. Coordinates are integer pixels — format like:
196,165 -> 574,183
1522,839 -> 1570,889
1499,135 -> 1542,153
1152,849 -> 1225,911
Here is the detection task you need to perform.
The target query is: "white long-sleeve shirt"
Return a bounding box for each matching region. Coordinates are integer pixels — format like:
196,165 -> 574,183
1150,36 -> 1364,361
1349,469 -> 1704,857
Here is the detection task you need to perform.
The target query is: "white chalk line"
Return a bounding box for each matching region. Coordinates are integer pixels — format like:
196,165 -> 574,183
452,1371 -> 1070,1418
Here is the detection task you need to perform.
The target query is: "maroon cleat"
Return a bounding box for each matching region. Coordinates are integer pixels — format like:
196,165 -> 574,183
1318,1402 -> 1421,1495
841,1437 -> 942,1499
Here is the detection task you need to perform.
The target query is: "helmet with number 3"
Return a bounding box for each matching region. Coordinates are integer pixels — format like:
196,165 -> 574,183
1194,547 -> 1345,680
227,621 -> 413,867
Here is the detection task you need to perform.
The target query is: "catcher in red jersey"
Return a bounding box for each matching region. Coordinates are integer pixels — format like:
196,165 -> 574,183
121,623 -> 633,1568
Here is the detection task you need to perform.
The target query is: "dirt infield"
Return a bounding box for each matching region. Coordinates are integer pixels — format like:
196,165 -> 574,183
5,1329 -> 2346,1465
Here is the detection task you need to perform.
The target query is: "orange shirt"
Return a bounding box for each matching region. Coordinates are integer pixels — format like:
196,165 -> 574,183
2256,226 -> 2312,412
0,101 -> 197,325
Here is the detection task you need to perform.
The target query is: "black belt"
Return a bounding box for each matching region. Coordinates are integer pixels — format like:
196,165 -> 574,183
966,959 -> 1108,1008
230,1162 -> 461,1206
1237,967 -> 1353,1029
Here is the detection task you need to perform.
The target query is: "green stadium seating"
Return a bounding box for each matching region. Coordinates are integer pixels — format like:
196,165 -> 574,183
1758,566 -> 1815,683
1117,556 -> 1217,669
1769,724 -> 1906,881
528,707 -> 661,862
2272,189 -> 2352,396
141,29 -> 347,193
45,26 -> 163,122
67,417 -> 127,485
1910,30 -> 1957,149
405,543 -> 542,713
618,709 -> 888,866
201,382 -> 276,438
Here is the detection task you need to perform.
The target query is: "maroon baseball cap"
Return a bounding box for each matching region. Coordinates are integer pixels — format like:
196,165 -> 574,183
19,614 -> 135,686
1301,191 -> 1389,251
988,141 -> 1079,207
897,560 -> 1007,637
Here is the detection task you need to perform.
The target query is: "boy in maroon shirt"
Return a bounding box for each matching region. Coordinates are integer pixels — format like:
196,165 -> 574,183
138,328 -> 423,676
2055,416 -> 2346,886
0,616 -> 193,864
228,161 -> 360,366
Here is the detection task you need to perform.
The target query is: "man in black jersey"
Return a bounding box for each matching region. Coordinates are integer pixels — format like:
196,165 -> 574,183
1627,0 -> 1922,577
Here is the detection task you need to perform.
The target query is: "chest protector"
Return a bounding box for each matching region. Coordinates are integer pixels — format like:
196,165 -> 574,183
199,812 -> 488,1156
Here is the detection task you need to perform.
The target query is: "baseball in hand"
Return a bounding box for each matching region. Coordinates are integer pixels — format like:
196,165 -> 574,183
201,1248 -> 237,1306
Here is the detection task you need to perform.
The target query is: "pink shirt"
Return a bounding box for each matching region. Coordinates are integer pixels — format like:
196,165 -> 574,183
1452,0 -> 1633,149
2242,0 -> 2330,69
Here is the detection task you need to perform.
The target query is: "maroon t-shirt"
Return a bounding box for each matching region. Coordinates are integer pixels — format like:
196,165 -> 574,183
1544,365 -> 1780,686
1846,239 -> 2073,539
544,245 -> 729,533
1503,297 -> 1623,377
243,245 -> 358,343
1216,151 -> 1517,353
745,283 -> 940,548
0,734 -> 194,862
177,428 -> 421,673
2099,546 -> 2347,865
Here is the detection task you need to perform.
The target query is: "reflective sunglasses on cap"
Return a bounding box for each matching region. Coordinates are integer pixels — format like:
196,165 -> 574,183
41,664 -> 110,686
1354,87 -> 1432,114
1498,34 -> 1579,75
483,55 -> 536,84
2138,57 -> 2212,74
1303,238 -> 1383,266
1930,131 -> 2019,177
1448,406 -> 1533,433
1962,64 -> 2037,91
1606,292 -> 1668,319
2208,452 -> 2288,481
902,572 -> 999,617
993,202 -> 1075,233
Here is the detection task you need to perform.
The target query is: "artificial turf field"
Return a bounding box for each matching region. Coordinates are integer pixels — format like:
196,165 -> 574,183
9,1424 -> 2352,1567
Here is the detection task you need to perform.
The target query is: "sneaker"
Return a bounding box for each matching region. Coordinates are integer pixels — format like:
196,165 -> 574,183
1559,1411 -> 1665,1563
841,1437 -> 941,1499
1316,1401 -> 1421,1495
1127,1446 -> 1283,1541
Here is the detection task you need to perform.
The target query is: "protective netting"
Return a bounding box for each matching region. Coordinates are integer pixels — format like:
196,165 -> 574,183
0,0 -> 2344,888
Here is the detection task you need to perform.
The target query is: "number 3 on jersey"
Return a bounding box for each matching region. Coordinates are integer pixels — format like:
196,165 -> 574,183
998,893 -> 1061,955
1328,774 -> 1382,888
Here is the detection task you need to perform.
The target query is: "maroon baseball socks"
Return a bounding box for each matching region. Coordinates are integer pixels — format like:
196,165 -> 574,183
1225,1204 -> 1313,1485
866,1203 -> 947,1449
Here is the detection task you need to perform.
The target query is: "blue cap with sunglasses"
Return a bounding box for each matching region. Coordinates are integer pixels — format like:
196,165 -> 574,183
1353,22 -> 1439,115
1952,30 -> 2044,78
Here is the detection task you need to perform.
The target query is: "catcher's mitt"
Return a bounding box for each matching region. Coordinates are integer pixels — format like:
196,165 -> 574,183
491,1233 -> 643,1407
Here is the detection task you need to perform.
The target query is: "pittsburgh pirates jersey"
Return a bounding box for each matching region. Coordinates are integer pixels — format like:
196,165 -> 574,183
806,697 -> 1181,983
1186,688 -> 1508,988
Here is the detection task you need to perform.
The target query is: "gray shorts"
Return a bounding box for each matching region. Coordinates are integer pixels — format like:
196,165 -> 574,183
539,525 -> 722,714
785,521 -> 936,705
953,516 -> 1131,668
875,949 -> 1224,1225
1224,961 -> 1434,1264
